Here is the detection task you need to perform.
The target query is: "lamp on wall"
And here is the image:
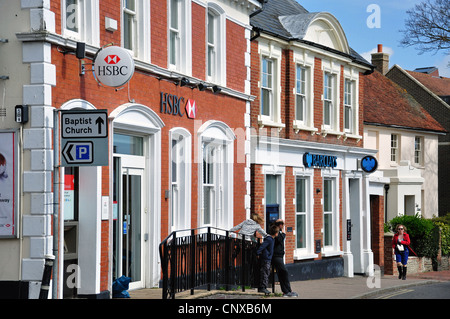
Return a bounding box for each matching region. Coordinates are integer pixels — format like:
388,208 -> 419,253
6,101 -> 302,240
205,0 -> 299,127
197,83 -> 207,91
179,77 -> 190,87
212,85 -> 221,94
197,83 -> 222,94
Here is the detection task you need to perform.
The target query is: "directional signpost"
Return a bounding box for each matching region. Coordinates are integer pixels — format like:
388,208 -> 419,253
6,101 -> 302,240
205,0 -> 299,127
60,110 -> 108,167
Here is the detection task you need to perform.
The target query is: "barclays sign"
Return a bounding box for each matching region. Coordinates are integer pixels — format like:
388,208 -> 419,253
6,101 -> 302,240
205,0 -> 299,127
303,152 -> 337,169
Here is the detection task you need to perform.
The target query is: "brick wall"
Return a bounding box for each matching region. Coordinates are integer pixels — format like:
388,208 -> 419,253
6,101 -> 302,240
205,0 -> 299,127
250,42 -> 364,148
50,0 -> 250,293
371,195 -> 384,271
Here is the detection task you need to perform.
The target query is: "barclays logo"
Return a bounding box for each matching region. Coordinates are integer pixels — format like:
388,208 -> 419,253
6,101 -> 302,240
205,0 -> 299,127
361,155 -> 378,173
303,152 -> 337,169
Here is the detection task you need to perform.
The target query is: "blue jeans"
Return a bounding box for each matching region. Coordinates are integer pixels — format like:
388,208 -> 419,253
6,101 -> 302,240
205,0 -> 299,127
395,247 -> 409,265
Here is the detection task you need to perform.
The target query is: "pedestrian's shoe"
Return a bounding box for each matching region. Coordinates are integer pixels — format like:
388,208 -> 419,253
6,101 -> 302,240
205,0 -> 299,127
402,266 -> 407,280
283,291 -> 298,297
258,288 -> 270,295
397,266 -> 403,279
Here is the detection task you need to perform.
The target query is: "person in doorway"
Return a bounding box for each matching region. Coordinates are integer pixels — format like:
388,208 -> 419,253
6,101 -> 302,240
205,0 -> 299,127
273,219 -> 298,297
230,213 -> 267,242
392,224 -> 410,280
256,224 -> 279,295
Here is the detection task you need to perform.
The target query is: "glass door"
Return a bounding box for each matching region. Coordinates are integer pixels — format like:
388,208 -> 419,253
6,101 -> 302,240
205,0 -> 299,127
113,157 -> 144,290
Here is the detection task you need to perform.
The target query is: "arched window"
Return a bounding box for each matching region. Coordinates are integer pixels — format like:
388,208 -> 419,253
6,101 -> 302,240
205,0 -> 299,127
198,121 -> 235,229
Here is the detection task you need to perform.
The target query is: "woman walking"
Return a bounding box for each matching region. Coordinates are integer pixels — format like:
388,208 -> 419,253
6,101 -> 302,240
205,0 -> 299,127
392,224 -> 410,280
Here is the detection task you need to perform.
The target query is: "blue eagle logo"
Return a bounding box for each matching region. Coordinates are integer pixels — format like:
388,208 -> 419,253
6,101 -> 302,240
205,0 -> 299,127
361,156 -> 377,173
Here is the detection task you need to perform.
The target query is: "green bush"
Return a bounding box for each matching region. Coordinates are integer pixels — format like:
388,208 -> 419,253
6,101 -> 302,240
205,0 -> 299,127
434,221 -> 450,256
387,214 -> 437,258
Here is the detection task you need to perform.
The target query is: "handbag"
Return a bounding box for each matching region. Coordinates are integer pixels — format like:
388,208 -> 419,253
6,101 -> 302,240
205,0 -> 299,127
396,244 -> 404,252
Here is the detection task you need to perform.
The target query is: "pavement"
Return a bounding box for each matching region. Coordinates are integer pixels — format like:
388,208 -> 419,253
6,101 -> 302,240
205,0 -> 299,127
128,269 -> 450,299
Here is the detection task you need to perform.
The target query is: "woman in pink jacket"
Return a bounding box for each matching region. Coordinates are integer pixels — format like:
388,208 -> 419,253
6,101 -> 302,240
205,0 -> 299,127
392,224 -> 411,280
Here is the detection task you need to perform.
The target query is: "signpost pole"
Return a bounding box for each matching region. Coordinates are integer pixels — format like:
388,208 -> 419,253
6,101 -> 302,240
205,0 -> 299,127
52,109 -> 60,299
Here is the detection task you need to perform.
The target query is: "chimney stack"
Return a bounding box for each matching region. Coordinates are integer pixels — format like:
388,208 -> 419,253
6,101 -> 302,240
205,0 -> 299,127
371,44 -> 390,75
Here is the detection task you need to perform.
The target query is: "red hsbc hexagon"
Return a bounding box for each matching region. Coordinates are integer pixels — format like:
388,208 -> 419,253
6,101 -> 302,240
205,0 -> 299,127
104,55 -> 121,64
185,99 -> 196,119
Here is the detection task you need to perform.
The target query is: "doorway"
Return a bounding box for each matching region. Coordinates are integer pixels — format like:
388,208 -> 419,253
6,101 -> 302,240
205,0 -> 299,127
113,151 -> 146,290
349,178 -> 362,274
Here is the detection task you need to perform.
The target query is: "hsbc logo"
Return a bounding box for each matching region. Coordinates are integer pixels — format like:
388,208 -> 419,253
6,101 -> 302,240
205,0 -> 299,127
93,46 -> 135,87
160,92 -> 197,119
185,99 -> 196,119
104,55 -> 121,64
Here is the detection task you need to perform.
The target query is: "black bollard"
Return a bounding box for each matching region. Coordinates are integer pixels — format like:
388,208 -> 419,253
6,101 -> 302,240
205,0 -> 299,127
39,255 -> 55,299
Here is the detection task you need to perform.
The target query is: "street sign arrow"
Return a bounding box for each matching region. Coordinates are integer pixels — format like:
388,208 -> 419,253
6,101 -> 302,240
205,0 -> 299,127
62,141 -> 93,164
95,116 -> 105,135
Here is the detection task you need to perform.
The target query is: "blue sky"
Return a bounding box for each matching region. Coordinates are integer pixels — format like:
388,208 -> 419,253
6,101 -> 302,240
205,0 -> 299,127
297,0 -> 450,77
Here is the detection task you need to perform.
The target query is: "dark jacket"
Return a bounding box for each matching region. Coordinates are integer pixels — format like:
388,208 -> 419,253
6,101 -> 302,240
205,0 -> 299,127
273,231 -> 285,257
257,235 -> 275,261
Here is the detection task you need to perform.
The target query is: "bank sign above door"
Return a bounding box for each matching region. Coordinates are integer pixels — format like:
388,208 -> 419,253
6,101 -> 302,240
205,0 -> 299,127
94,46 -> 135,87
303,152 -> 337,169
160,91 -> 197,119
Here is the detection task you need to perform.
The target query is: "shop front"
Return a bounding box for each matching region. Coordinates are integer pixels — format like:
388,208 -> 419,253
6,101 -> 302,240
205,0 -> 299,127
251,135 -> 379,278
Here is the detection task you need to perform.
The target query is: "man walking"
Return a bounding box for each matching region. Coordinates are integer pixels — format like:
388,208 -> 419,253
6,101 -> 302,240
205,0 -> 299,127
273,219 -> 298,297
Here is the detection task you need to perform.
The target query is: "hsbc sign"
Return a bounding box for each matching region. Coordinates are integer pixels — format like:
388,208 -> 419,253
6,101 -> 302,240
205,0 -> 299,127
160,92 -> 197,119
94,46 -> 135,87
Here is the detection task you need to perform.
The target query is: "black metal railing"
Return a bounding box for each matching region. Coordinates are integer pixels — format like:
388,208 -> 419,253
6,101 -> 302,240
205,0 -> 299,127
159,227 -> 269,299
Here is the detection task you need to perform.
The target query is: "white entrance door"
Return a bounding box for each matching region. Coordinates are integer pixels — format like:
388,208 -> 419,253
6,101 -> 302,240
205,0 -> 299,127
113,154 -> 146,290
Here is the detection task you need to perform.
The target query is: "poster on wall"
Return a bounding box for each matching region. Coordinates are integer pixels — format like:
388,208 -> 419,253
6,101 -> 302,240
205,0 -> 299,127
0,131 -> 18,238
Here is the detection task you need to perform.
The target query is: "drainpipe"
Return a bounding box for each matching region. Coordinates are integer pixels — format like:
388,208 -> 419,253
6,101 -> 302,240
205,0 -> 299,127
249,0 -> 268,42
384,184 -> 390,223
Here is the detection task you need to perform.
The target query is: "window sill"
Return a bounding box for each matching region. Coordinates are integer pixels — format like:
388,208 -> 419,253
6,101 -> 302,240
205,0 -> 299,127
258,117 -> 285,131
322,250 -> 343,257
342,133 -> 362,142
293,121 -> 318,135
293,252 -> 319,260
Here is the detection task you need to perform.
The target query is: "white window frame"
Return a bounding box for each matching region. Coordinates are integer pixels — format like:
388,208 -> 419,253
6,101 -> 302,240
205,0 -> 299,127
121,0 -> 150,61
322,169 -> 341,256
261,57 -> 274,118
321,61 -> 340,135
206,3 -> 226,85
414,136 -> 423,166
169,128 -> 191,232
62,0 -> 100,46
168,0 -> 192,75
295,65 -> 306,123
293,168 -> 316,260
257,40 -> 284,130
198,121 -> 235,229
391,134 -> 399,164
344,79 -> 353,133
323,72 -> 334,128
343,67 -> 361,139
292,49 -> 316,134
262,165 -> 285,232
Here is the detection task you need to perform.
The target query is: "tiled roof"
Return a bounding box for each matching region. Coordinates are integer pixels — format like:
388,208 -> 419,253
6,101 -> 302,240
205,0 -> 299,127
406,70 -> 450,97
364,70 -> 447,133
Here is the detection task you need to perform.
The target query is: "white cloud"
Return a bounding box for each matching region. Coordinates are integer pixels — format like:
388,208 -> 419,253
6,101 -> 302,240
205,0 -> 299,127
361,46 -> 394,63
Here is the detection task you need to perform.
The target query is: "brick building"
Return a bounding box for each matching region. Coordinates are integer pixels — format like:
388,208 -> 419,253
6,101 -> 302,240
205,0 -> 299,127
0,0 -> 261,299
385,65 -> 450,216
249,0 -> 383,279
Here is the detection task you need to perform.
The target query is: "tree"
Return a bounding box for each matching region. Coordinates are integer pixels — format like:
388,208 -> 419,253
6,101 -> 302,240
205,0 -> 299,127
400,0 -> 450,55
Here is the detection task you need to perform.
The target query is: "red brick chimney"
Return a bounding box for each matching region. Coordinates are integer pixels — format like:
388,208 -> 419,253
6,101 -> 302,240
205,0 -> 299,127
371,44 -> 390,75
